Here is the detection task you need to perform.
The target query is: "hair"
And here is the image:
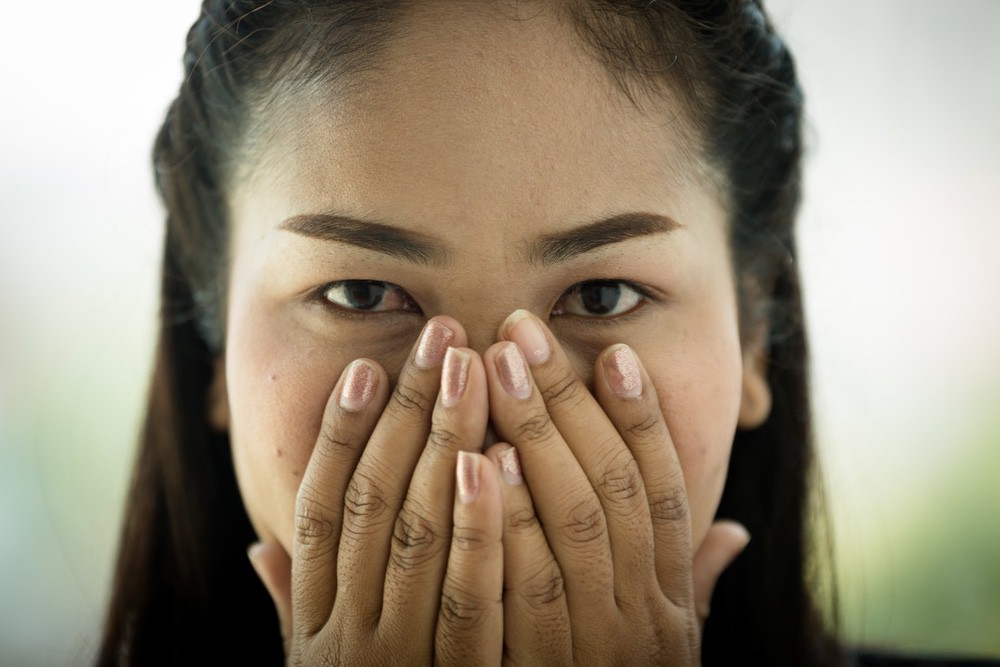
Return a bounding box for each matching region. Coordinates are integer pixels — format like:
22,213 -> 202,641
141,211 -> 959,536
97,1 -> 840,665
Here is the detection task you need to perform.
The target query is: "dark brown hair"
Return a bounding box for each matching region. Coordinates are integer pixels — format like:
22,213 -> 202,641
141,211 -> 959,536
97,1 -> 840,664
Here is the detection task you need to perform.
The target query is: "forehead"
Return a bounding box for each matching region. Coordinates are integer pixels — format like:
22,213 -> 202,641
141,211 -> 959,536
231,1 -> 711,241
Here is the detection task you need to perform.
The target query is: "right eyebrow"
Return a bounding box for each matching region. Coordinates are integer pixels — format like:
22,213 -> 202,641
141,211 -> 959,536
278,213 -> 446,266
529,211 -> 681,266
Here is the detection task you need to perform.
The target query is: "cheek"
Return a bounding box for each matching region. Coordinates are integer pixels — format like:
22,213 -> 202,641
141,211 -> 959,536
224,292 -> 417,553
637,320 -> 743,551
226,314 -> 345,551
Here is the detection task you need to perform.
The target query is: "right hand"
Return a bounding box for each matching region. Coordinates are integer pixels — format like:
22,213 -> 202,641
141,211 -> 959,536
247,317 -> 505,665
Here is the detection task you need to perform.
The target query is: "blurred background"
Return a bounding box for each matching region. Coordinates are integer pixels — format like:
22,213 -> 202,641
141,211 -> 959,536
1,1 -> 997,664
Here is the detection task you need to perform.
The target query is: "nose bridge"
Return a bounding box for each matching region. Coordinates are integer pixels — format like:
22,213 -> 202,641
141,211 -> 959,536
432,242 -> 543,356
451,304 -> 525,357
439,295 -> 598,391
435,279 -> 539,357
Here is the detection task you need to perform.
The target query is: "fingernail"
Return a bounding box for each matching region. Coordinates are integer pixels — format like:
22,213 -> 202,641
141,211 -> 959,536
505,309 -> 551,365
605,344 -> 642,398
457,451 -> 480,504
441,347 -> 470,407
415,319 -> 455,369
496,342 -> 531,400
247,542 -> 265,565
497,446 -> 523,486
730,521 -> 752,547
339,360 -> 378,411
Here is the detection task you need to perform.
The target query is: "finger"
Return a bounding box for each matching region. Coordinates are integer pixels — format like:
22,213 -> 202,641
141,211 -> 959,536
378,347 -> 489,642
248,541 -> 293,651
692,520 -> 750,625
592,343 -> 694,604
433,451 -> 504,666
334,318 -> 465,628
483,340 -> 616,629
292,357 -> 389,638
485,444 -> 572,665
495,312 -> 657,601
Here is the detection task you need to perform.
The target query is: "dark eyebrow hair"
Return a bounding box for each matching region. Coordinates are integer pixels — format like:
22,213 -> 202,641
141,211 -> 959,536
530,212 -> 681,265
279,214 -> 445,266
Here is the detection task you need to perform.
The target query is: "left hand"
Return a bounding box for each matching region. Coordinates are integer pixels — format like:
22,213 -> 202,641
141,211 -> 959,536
481,310 -> 750,665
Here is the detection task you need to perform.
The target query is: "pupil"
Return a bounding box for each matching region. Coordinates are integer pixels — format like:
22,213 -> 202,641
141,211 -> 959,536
580,281 -> 620,314
345,281 -> 385,310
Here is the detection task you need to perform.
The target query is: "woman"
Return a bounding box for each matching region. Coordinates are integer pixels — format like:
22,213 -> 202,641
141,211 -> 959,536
98,1 -> 840,664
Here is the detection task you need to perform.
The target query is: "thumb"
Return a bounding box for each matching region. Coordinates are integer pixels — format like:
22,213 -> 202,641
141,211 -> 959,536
248,541 -> 293,647
691,520 -> 750,625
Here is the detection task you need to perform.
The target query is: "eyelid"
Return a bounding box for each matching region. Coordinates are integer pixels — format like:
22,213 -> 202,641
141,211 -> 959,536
552,278 -> 656,319
610,279 -> 656,301
313,279 -> 422,317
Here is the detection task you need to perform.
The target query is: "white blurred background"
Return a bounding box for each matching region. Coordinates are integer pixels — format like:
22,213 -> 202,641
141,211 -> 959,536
1,1 -> 998,664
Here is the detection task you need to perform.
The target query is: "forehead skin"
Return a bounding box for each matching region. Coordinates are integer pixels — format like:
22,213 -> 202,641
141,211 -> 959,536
230,0 -> 716,255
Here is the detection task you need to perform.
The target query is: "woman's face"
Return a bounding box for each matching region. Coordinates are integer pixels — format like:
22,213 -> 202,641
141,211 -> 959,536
217,4 -> 769,561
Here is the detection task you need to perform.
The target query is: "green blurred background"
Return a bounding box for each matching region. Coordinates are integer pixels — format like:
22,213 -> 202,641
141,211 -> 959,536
1,1 -> 998,664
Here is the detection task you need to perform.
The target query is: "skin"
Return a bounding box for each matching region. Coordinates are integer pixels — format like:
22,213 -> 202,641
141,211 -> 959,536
214,2 -> 770,663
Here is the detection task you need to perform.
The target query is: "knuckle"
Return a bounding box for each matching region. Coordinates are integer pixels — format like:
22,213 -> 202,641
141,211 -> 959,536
316,423 -> 360,454
623,411 -> 666,442
596,453 -> 644,509
559,498 -> 607,546
647,481 -> 689,524
294,499 -> 337,557
389,379 -> 435,417
439,588 -> 492,634
390,502 -> 441,569
520,560 -> 565,610
507,506 -> 540,533
343,472 -> 390,528
539,370 -> 588,411
511,409 -> 554,446
451,524 -> 493,553
426,424 -> 463,453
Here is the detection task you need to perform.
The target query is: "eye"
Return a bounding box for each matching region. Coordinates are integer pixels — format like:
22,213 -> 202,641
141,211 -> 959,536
322,280 -> 420,314
551,280 -> 646,318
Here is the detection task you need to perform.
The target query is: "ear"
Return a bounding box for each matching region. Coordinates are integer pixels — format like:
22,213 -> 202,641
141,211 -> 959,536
737,330 -> 772,429
207,356 -> 231,431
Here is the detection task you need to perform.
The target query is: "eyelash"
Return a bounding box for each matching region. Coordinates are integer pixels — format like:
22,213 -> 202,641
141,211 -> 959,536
550,279 -> 653,319
315,278 -> 654,320
316,280 -> 422,318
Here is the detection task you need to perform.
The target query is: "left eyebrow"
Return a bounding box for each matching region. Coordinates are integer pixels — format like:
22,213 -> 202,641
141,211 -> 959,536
529,212 -> 681,265
278,213 -> 445,266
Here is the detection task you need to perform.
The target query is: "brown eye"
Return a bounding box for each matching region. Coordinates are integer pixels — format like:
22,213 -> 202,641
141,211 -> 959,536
323,280 -> 419,313
551,280 -> 645,318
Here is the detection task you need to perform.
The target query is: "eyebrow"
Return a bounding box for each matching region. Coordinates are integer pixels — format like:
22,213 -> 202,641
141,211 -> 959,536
279,213 -> 444,266
279,210 -> 680,266
529,212 -> 680,265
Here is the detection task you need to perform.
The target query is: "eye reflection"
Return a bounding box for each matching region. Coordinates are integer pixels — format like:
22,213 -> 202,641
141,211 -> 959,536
323,280 -> 419,313
552,280 -> 645,318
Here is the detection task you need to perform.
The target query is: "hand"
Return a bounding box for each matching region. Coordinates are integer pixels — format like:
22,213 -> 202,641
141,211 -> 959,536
481,310 -> 749,665
248,317 -> 506,665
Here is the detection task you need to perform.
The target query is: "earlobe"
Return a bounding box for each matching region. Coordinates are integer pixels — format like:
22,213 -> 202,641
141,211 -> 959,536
738,342 -> 772,429
207,356 -> 231,431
